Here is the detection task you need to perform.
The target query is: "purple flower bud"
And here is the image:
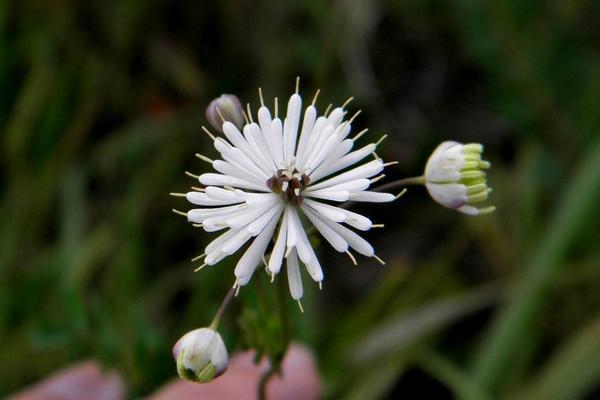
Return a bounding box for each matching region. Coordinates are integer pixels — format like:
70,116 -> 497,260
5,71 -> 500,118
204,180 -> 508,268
205,94 -> 245,132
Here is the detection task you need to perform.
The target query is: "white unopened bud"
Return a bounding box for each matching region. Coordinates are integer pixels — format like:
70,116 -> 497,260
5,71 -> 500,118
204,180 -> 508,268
172,327 -> 228,383
205,94 -> 245,132
424,141 -> 495,215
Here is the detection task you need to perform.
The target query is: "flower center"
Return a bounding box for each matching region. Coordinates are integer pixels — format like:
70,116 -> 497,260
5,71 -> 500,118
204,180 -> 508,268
266,169 -> 310,206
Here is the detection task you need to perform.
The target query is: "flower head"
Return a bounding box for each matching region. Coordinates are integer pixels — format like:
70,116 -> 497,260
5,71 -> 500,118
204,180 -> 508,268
173,328 -> 228,383
424,141 -> 494,215
177,81 -> 397,301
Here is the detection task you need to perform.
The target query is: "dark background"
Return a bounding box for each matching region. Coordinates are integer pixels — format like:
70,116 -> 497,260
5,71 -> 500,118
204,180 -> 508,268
1,0 -> 599,398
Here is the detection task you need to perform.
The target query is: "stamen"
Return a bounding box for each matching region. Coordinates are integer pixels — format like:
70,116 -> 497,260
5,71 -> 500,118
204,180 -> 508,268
235,284 -> 241,297
297,300 -> 305,313
185,171 -> 200,179
318,281 -> 323,290
345,250 -> 358,266
215,107 -> 226,123
372,224 -> 385,228
285,247 -> 292,258
191,186 -> 205,192
246,103 -> 254,123
383,161 -> 399,167
311,89 -> 321,106
370,174 -> 386,184
373,255 -> 386,265
270,271 -> 275,283
395,188 -> 408,199
201,126 -> 216,140
172,209 -> 187,217
342,96 -> 354,108
349,109 -> 362,123
261,255 -> 268,267
294,188 -> 300,196
191,253 -> 206,262
258,87 -> 265,107
376,135 -> 388,146
195,153 -> 213,164
324,104 -> 332,116
169,192 -> 186,197
193,263 -> 207,272
295,76 -> 300,94
192,223 -> 203,228
352,128 -> 368,141
274,97 -> 279,118
242,109 -> 250,125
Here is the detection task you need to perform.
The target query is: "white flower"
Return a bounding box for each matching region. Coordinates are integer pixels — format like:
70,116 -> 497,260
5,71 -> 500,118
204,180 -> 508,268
177,83 -> 396,301
424,141 -> 495,215
173,328 -> 228,383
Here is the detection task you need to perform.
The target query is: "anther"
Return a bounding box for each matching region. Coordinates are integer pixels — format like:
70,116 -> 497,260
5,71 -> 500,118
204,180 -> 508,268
201,126 -> 216,140
193,263 -> 207,272
342,96 -> 354,108
395,188 -> 408,199
376,135 -> 388,146
191,253 -> 206,262
185,171 -> 200,179
311,89 -> 321,106
195,154 -> 213,164
172,209 -> 187,217
373,255 -> 386,265
345,250 -> 357,266
352,128 -> 369,141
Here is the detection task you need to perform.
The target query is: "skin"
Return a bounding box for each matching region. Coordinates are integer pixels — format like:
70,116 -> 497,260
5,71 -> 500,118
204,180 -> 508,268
8,344 -> 321,400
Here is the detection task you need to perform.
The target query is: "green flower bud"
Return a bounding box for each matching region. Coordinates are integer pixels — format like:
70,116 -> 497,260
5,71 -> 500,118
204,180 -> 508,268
424,141 -> 495,215
172,328 -> 228,383
205,94 -> 245,132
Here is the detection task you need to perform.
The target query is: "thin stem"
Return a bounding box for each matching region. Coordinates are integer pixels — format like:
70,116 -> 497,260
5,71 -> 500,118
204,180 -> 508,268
209,286 -> 236,330
258,275 -> 291,400
372,175 -> 425,193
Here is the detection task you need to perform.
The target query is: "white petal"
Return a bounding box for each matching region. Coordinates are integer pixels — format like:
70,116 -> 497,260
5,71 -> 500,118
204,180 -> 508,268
425,182 -> 468,209
248,203 -> 284,235
311,214 -> 374,257
348,191 -> 395,203
307,178 -> 370,193
294,105 -> 317,162
283,94 -> 302,164
301,204 -> 349,253
267,209 -> 288,275
270,118 -> 284,168
311,143 -> 376,182
212,160 -> 267,187
234,211 -> 280,285
199,173 -> 267,192
186,191 -> 240,206
307,159 -> 383,191
205,186 -> 244,202
286,249 -> 303,300
307,139 -> 355,181
303,189 -> 349,202
302,199 -> 346,222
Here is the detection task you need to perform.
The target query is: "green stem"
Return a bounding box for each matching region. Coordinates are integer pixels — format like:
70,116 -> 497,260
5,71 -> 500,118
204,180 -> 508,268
209,286 -> 236,330
471,138 -> 600,392
373,175 -> 425,192
258,276 -> 291,400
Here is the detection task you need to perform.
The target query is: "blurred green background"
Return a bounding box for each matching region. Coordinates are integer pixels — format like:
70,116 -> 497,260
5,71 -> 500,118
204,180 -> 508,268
1,0 -> 599,398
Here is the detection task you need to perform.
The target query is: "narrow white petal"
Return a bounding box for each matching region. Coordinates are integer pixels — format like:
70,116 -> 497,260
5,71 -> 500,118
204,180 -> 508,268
185,191 -> 241,206
348,191 -> 395,203
311,143 -> 376,182
212,160 -> 267,186
285,205 -> 300,250
205,227 -> 239,254
302,199 -> 346,222
307,159 -> 383,191
283,94 -> 302,164
306,138 -> 354,180
271,118 -> 285,168
310,213 -> 374,257
301,205 -> 348,252
234,211 -> 280,285
222,122 -> 272,175
205,186 -> 244,202
215,138 -> 269,180
303,189 -> 349,202
268,209 -> 288,275
307,178 -> 370,193
199,173 -> 267,192
243,124 -> 276,172
247,203 -> 283,235
286,249 -> 303,300
294,105 -> 317,162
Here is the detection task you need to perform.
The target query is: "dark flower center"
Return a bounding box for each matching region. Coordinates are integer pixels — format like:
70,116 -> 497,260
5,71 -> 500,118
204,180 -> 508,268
266,169 -> 310,206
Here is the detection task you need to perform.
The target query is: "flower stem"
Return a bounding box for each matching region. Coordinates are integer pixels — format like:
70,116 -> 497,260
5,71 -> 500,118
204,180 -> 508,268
258,276 -> 291,400
373,175 -> 425,192
209,286 -> 236,330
